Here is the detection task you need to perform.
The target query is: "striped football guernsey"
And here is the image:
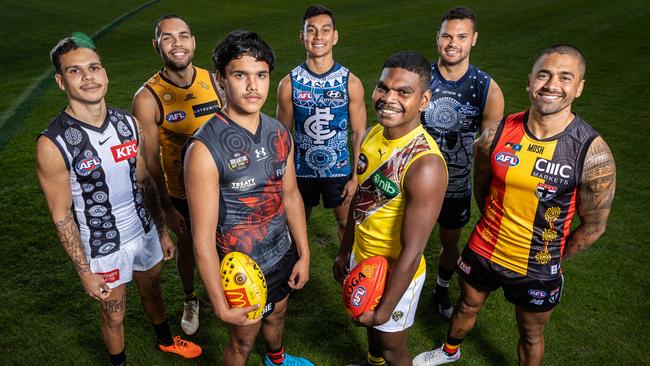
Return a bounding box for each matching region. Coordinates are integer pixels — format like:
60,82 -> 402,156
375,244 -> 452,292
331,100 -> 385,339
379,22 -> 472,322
353,124 -> 446,278
468,111 -> 599,279
40,107 -> 152,259
144,67 -> 222,199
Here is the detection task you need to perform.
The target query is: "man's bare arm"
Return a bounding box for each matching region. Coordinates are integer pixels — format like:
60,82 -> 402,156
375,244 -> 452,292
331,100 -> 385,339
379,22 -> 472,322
36,137 -> 110,300
473,127 -> 497,212
276,74 -> 294,132
480,79 -> 504,133
564,137 -> 616,258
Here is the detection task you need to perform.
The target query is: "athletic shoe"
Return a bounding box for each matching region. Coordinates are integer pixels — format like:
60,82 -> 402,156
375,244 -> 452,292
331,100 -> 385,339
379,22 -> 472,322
158,335 -> 202,359
181,298 -> 199,335
263,353 -> 315,366
432,287 -> 454,321
412,345 -> 460,366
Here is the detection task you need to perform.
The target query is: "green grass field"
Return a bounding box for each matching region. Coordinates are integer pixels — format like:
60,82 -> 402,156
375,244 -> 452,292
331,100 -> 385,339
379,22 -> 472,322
1,0 -> 648,365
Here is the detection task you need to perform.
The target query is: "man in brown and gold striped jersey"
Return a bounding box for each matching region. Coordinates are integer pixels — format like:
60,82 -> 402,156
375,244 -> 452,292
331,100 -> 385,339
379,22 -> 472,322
414,44 -> 616,366
132,13 -> 222,336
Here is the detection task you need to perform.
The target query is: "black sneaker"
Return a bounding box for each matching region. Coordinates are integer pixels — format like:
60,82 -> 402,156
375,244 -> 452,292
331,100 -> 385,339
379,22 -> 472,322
432,286 -> 454,321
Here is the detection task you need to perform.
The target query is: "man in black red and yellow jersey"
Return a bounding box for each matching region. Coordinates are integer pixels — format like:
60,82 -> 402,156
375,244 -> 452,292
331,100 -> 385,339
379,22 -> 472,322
414,45 -> 617,366
132,14 -> 222,336
333,51 -> 447,366
184,31 -> 313,366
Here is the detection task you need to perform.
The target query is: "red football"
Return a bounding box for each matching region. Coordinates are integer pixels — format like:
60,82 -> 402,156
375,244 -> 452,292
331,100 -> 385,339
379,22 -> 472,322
343,255 -> 389,318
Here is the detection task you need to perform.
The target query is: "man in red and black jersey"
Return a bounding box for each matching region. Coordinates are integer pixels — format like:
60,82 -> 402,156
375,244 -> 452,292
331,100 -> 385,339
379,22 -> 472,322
414,45 -> 616,366
184,31 -> 312,366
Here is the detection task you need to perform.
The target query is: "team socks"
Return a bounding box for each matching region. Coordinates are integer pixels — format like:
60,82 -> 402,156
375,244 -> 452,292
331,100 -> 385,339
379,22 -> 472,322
153,319 -> 173,346
266,346 -> 286,365
185,290 -> 197,301
109,348 -> 126,366
437,265 -> 455,289
367,351 -> 386,365
443,335 -> 463,356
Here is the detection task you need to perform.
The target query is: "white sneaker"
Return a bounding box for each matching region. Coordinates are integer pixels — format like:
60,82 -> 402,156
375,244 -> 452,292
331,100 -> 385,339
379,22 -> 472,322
413,345 -> 460,366
181,298 -> 199,336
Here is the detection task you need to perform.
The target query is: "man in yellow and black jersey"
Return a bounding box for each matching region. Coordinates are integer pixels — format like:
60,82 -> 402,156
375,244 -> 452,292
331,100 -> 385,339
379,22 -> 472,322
132,13 -> 222,336
333,51 -> 447,366
414,45 -> 616,366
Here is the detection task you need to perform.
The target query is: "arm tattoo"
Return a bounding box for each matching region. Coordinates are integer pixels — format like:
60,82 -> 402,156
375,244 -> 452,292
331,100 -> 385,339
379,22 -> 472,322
54,210 -> 90,274
565,138 -> 616,258
139,174 -> 166,238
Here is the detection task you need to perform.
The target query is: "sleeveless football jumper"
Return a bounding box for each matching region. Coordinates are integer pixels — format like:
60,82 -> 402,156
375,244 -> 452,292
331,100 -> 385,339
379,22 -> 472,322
189,111 -> 292,271
40,107 -> 152,259
468,111 -> 599,279
144,66 -> 222,199
421,63 -> 492,197
353,124 -> 446,278
290,63 -> 351,178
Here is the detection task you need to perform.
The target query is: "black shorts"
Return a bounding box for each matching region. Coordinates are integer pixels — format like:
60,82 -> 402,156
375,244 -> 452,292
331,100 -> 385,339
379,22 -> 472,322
456,246 -> 564,312
170,197 -> 190,221
261,244 -> 299,318
297,176 -> 349,208
437,194 -> 472,229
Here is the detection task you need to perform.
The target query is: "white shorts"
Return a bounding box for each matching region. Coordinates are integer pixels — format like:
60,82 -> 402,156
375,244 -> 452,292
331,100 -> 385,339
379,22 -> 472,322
350,252 -> 425,333
89,228 -> 163,289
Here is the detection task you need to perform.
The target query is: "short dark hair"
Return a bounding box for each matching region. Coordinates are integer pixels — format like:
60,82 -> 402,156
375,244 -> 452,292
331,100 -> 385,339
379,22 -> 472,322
212,30 -> 276,75
302,4 -> 336,29
382,51 -> 432,90
154,13 -> 189,39
534,44 -> 586,77
50,34 -> 98,74
441,6 -> 477,30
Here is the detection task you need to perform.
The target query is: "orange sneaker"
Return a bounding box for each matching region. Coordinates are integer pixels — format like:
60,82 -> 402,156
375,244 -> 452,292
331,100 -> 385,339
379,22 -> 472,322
158,335 -> 202,359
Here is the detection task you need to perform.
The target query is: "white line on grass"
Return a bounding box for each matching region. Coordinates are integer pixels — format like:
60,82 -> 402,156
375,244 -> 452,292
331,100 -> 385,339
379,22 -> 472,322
0,0 -> 159,134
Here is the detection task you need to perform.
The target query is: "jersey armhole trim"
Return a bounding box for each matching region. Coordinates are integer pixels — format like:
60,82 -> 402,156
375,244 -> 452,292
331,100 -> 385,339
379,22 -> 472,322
488,116 -> 507,156
143,83 -> 164,126
37,133 -> 71,170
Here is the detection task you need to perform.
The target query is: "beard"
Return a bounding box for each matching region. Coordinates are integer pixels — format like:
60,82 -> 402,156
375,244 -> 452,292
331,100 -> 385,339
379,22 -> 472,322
162,52 -> 193,71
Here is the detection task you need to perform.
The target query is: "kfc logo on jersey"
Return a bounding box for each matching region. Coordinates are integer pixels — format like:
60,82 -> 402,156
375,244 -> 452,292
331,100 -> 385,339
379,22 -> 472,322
75,156 -> 102,176
495,152 -> 519,167
111,140 -> 138,162
297,91 -> 313,101
165,110 -> 186,123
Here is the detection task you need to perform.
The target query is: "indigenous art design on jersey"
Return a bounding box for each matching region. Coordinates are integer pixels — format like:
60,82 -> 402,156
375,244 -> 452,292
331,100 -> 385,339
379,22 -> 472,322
291,63 -> 351,178
468,111 -> 599,279
421,64 -> 491,198
144,67 -> 222,199
190,111 -> 292,271
40,107 -> 152,259
353,124 -> 445,279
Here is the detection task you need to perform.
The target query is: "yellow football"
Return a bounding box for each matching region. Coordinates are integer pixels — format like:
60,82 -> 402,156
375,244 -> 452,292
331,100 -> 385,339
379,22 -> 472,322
220,251 -> 267,319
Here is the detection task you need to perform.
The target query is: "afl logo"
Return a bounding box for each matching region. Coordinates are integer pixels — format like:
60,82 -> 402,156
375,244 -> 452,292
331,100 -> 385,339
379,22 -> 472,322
75,156 -> 102,176
454,105 -> 480,117
357,153 -> 368,174
495,152 -> 519,167
326,90 -> 343,99
297,91 -> 313,101
166,110 -> 186,123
